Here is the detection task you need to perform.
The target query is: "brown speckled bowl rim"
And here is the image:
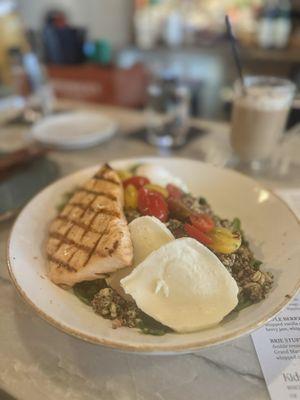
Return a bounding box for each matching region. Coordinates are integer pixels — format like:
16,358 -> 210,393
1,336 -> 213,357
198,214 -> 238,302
6,157 -> 300,354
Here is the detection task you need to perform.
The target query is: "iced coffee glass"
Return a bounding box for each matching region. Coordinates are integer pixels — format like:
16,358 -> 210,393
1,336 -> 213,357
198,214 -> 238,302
231,76 -> 295,168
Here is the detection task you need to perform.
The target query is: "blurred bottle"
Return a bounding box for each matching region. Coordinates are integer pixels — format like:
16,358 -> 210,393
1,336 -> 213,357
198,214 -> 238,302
273,0 -> 291,48
23,52 -> 54,116
84,39 -> 112,66
257,0 -> 291,48
257,0 -> 277,48
0,1 -> 54,119
181,0 -> 197,46
134,0 -> 163,49
42,10 -> 86,65
163,9 -> 184,47
7,48 -> 29,96
0,1 -> 29,89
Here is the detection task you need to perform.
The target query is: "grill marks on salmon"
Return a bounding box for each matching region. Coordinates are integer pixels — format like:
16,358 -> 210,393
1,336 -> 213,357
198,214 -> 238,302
47,164 -> 133,286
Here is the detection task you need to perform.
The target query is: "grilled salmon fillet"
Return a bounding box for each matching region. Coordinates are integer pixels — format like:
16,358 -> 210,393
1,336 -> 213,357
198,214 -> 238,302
47,164 -> 133,286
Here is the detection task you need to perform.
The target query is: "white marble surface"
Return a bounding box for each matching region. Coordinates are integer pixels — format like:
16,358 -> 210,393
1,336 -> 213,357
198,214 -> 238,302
2,104 -> 299,399
0,265 -> 268,400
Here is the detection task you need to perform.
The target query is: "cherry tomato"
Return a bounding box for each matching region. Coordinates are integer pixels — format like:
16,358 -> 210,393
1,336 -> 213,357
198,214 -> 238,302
184,223 -> 213,245
209,227 -> 242,254
138,188 -> 169,222
167,184 -> 183,199
123,176 -> 150,189
138,187 -> 148,210
117,169 -> 132,181
190,214 -> 214,233
124,184 -> 138,209
144,183 -> 168,198
167,198 -> 192,221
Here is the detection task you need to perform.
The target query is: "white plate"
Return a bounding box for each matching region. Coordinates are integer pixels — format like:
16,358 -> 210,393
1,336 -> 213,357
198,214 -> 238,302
31,111 -> 117,149
7,158 -> 300,354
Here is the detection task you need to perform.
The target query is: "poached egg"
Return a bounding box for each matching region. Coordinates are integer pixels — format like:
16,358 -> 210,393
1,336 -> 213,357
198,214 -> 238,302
136,164 -> 188,192
106,216 -> 174,299
121,238 -> 239,332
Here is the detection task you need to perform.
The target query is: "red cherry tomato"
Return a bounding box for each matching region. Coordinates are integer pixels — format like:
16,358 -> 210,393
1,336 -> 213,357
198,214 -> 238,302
184,223 -> 213,245
190,214 -> 214,233
138,187 -> 149,211
166,184 -> 183,199
123,176 -> 150,189
138,188 -> 169,222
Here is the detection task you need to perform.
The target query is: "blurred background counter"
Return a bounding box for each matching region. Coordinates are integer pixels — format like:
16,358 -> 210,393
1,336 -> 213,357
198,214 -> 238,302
0,0 -> 300,120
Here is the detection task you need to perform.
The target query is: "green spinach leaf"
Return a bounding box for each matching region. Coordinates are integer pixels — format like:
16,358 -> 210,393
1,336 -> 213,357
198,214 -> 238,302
251,259 -> 263,270
198,197 -> 207,206
231,217 -> 241,232
73,280 -> 107,305
137,313 -> 172,336
234,293 -> 254,312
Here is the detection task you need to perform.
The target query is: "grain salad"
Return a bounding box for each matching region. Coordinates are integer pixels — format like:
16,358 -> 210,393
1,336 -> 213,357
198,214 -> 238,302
54,164 -> 274,335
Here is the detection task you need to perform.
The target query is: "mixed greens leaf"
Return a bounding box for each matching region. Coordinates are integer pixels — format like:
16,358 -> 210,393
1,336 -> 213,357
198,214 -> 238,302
198,197 -> 207,206
234,293 -> 254,312
137,313 -> 172,336
251,259 -> 263,270
231,217 -> 241,232
73,280 -> 107,305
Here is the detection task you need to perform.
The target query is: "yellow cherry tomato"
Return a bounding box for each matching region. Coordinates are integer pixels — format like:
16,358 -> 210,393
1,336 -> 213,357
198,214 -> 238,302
124,184 -> 138,209
209,227 -> 242,254
144,183 -> 168,198
117,170 -> 132,181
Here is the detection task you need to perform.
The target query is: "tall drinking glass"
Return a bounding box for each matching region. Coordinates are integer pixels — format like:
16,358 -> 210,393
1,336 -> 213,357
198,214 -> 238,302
230,76 -> 295,169
146,77 -> 190,148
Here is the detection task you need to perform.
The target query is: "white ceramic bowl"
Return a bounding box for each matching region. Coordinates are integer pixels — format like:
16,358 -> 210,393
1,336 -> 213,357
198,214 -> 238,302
7,158 -> 300,354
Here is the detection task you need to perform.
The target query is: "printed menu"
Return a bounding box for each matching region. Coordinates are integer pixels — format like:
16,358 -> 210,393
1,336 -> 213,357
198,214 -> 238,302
252,189 -> 300,400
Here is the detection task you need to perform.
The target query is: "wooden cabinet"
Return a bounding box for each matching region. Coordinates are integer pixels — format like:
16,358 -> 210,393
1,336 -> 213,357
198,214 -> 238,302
46,63 -> 149,108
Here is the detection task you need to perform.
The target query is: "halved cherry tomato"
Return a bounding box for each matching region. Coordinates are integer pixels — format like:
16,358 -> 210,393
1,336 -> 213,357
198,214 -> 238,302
138,188 -> 169,222
167,198 -> 192,221
184,223 -> 213,246
123,176 -> 150,190
138,187 -> 149,211
117,169 -> 132,181
167,184 -> 183,199
209,227 -> 242,254
190,214 -> 214,233
124,184 -> 138,209
144,183 -> 168,198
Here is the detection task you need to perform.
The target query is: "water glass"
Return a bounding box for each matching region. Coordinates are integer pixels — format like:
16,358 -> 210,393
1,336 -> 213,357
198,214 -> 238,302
146,78 -> 190,148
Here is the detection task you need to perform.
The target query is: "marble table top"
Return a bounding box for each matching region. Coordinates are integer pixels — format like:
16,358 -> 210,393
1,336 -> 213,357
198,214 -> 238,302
1,103 -> 299,400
